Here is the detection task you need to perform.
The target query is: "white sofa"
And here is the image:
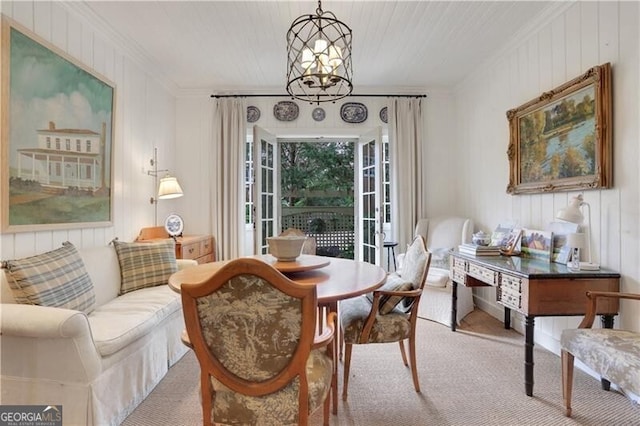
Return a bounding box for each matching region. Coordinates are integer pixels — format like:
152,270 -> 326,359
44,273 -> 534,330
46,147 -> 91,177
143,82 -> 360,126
398,217 -> 475,327
1,244 -> 196,426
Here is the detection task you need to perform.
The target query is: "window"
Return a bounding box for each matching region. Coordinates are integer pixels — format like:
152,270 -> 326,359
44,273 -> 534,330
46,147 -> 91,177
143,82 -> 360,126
55,138 -> 60,150
382,137 -> 391,224
76,139 -> 81,151
86,140 -> 91,152
65,139 -> 71,150
245,138 -> 254,225
46,137 -> 51,149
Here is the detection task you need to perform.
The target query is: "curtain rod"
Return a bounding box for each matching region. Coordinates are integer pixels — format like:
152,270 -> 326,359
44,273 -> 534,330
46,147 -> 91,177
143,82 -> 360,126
210,93 -> 426,99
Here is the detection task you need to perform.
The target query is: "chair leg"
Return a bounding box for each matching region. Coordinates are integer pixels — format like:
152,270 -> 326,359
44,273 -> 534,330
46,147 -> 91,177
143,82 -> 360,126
409,335 -> 420,393
399,340 -> 409,367
561,350 -> 574,417
201,372 -> 213,426
342,343 -> 353,401
323,386 -> 330,426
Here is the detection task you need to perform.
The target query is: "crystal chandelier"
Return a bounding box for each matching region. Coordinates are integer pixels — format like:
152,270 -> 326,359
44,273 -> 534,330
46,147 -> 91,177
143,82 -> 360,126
286,1 -> 353,104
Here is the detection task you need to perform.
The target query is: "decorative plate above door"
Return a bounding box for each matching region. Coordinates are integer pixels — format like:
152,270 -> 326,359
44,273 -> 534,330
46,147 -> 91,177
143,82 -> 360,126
273,101 -> 299,121
340,102 -> 368,123
247,106 -> 260,123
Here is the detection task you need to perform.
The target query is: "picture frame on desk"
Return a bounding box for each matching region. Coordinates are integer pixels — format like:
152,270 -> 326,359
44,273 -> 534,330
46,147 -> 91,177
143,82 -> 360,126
547,221 -> 580,264
500,228 -> 522,255
520,229 -> 553,261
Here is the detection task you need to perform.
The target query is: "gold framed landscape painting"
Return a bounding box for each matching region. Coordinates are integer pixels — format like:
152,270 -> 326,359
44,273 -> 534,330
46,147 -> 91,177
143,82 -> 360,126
1,16 -> 116,232
506,63 -> 612,195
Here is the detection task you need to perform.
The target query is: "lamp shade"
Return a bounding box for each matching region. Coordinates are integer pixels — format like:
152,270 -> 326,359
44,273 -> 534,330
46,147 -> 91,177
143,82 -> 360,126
158,176 -> 183,200
565,233 -> 586,249
556,195 -> 585,224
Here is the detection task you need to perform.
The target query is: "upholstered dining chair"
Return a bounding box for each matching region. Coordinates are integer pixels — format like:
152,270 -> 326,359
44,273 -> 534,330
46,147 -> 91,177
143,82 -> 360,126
280,228 -> 317,255
180,257 -> 335,426
340,236 -> 431,401
561,291 -> 640,417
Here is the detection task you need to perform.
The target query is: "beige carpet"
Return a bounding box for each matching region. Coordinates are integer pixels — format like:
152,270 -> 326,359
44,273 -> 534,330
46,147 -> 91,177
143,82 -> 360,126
122,310 -> 638,425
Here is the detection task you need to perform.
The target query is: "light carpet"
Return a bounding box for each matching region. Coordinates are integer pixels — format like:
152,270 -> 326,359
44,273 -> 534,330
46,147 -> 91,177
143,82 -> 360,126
122,310 -> 639,425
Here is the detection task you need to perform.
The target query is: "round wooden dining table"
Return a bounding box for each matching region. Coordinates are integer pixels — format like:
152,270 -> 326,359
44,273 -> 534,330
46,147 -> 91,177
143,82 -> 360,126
168,254 -> 387,414
168,254 -> 386,304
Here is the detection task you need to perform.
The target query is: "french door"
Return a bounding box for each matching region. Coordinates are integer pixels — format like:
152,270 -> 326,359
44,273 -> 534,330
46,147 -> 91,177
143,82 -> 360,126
253,125 -> 279,254
355,127 -> 383,265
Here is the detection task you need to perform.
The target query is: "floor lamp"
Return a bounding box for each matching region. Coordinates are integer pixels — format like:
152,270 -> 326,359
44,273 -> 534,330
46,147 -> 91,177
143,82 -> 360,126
556,194 -> 600,270
148,148 -> 183,226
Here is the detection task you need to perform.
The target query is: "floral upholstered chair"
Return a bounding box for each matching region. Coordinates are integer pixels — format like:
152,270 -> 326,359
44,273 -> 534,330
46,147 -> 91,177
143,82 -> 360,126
180,258 -> 335,426
340,236 -> 431,401
561,291 -> 640,417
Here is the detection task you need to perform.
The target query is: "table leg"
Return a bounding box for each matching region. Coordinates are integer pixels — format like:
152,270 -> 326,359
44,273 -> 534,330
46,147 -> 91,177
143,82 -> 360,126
600,315 -> 615,391
504,307 -> 511,330
525,315 -> 535,397
451,281 -> 458,332
391,247 -> 397,270
326,301 -> 339,415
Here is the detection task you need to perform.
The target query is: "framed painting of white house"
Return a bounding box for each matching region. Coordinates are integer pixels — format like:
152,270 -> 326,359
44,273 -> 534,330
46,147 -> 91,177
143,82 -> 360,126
1,16 -> 116,232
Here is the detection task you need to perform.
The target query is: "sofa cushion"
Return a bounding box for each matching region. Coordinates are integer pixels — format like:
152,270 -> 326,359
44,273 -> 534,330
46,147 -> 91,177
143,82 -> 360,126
112,239 -> 178,295
88,285 -> 181,356
2,242 -> 96,314
366,273 -> 412,314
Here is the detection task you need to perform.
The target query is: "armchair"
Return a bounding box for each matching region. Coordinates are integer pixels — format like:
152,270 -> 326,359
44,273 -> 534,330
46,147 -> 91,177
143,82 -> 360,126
398,216 -> 475,327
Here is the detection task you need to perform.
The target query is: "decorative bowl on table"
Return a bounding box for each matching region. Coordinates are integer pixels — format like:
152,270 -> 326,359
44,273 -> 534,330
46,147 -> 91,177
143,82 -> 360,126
472,231 -> 492,246
267,236 -> 307,262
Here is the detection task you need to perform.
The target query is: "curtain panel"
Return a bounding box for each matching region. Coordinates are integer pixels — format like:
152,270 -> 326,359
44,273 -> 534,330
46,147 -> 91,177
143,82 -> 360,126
211,98 -> 246,260
389,98 -> 425,250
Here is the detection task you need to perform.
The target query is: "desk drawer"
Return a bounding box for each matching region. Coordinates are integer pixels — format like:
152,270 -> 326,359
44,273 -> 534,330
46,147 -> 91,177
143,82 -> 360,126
452,256 -> 467,271
180,242 -> 201,260
468,263 -> 498,285
501,273 -> 523,293
200,238 -> 213,256
500,287 -> 522,311
452,268 -> 467,285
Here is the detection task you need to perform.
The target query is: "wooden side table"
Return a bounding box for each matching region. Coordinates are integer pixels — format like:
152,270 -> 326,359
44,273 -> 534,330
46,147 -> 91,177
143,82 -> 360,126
136,226 -> 215,264
383,241 -> 398,271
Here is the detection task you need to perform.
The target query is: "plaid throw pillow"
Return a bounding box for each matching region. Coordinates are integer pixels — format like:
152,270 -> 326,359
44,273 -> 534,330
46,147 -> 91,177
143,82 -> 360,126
366,274 -> 413,315
112,239 -> 178,295
2,242 -> 96,314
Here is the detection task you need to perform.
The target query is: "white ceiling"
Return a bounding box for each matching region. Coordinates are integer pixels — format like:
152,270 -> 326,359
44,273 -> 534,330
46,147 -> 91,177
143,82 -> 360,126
82,1 -> 557,94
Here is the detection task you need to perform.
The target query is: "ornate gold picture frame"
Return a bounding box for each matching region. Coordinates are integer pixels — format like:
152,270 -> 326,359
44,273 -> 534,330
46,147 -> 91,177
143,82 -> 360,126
506,63 -> 612,195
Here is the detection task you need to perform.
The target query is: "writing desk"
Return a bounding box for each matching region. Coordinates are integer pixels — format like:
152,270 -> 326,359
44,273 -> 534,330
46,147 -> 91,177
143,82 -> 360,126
449,252 -> 620,396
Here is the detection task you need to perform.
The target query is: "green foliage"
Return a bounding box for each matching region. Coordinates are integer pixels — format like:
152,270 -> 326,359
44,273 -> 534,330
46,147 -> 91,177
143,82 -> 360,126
280,141 -> 355,207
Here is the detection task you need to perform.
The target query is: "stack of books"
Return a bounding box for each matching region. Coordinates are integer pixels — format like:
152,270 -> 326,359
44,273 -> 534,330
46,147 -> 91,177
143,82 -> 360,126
458,243 -> 501,256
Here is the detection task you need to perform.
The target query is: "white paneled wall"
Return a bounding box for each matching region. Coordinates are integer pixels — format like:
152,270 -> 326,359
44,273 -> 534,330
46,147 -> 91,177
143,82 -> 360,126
454,1 -> 640,351
0,1 -> 177,260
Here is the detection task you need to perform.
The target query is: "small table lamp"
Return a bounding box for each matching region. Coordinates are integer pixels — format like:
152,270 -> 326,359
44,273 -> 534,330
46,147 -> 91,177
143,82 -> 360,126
556,194 -> 600,271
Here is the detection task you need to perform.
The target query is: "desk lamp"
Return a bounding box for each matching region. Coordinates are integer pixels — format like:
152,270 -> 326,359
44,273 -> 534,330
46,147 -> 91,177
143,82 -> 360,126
556,195 -> 600,270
